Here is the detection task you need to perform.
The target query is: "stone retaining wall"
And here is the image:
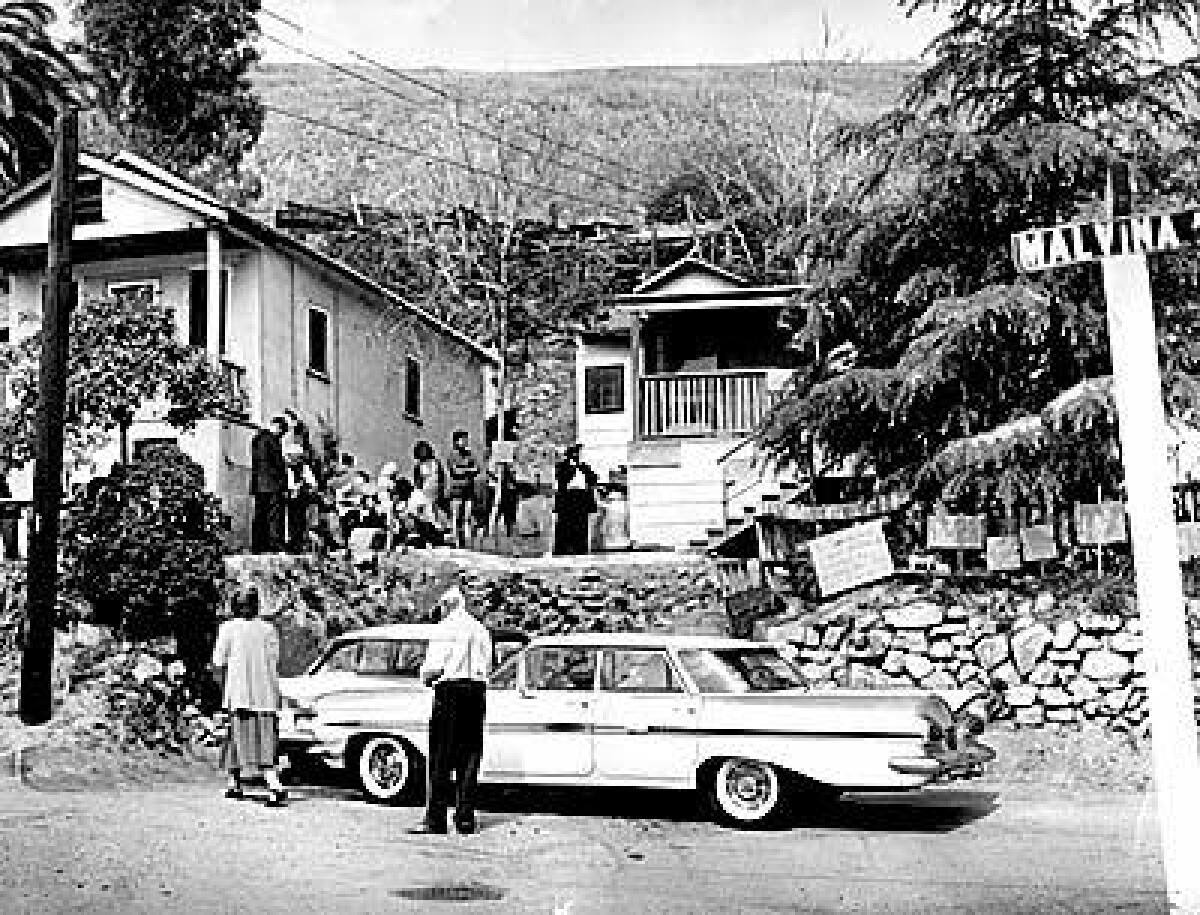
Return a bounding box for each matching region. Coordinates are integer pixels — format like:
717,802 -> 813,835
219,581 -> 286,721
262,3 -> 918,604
762,580 -> 1200,733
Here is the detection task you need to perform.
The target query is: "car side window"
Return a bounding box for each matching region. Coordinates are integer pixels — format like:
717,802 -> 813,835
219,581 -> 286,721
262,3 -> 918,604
489,656 -> 519,690
393,640 -> 427,677
600,650 -> 683,693
357,640 -> 393,674
526,647 -> 597,691
320,642 -> 359,673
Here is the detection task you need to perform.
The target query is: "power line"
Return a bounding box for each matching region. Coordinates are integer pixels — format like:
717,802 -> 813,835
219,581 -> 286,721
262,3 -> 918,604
261,30 -> 646,203
260,5 -> 656,188
262,104 -> 642,221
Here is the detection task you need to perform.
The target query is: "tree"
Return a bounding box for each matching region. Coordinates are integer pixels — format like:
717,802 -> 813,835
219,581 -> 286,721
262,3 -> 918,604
73,0 -> 264,202
0,290 -> 244,469
763,0 -> 1200,505
60,441 -> 228,672
0,1 -> 84,188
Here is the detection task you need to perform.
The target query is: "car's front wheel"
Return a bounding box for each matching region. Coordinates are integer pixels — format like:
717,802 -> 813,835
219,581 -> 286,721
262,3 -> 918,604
355,736 -> 423,804
706,757 -> 787,827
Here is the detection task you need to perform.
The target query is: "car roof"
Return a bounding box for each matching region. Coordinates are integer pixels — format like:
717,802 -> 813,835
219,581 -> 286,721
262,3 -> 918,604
330,623 -> 528,643
526,632 -> 769,651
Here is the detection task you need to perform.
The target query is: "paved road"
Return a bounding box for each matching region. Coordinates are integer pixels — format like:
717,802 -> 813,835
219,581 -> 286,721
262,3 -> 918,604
0,775 -> 1169,914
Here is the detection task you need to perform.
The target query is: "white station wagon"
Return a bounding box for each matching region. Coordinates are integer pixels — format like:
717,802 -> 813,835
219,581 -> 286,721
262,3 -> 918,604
287,632 -> 994,826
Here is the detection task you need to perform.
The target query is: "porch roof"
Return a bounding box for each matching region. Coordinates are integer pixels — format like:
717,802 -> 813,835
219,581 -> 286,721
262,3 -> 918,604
616,255 -> 808,313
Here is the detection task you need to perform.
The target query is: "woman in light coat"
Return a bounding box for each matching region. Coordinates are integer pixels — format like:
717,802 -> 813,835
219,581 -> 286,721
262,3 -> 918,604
211,586 -> 287,807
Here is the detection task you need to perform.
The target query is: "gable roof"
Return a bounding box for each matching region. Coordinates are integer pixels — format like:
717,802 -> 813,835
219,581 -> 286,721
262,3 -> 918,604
632,254 -> 750,294
0,152 -> 499,366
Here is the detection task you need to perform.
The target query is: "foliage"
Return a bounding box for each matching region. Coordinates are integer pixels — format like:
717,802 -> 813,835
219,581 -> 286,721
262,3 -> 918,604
60,442 -> 228,669
0,1 -> 85,187
762,0 -> 1200,507
73,0 -> 264,203
0,291 -> 244,471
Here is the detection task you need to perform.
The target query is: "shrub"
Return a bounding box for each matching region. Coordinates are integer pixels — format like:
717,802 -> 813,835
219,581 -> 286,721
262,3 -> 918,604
61,442 -> 229,673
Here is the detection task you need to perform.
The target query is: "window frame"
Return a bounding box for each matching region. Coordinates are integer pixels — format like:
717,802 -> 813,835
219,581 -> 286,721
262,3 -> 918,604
106,278 -> 161,303
187,268 -> 229,354
583,364 -> 625,415
74,176 -> 104,225
308,305 -> 331,379
404,355 -> 422,420
524,646 -> 599,692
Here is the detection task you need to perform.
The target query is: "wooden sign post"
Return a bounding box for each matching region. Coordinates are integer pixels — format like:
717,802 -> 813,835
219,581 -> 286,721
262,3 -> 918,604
1013,168 -> 1200,912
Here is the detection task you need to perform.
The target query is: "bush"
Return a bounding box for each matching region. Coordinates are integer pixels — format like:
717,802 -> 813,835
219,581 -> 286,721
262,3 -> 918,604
61,442 -> 229,674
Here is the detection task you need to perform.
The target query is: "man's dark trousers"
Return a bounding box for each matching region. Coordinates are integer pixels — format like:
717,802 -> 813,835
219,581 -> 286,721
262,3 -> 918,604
251,492 -> 285,553
425,679 -> 486,831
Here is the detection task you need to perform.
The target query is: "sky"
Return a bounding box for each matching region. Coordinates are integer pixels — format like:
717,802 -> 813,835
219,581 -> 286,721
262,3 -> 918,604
255,0 -> 949,71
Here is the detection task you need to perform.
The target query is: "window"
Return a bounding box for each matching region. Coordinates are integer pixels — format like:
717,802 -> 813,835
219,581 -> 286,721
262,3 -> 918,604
132,438 -> 177,462
600,650 -> 682,693
404,356 -> 421,418
319,643 -> 359,673
107,278 -> 160,305
357,640 -> 393,674
308,306 -> 329,377
526,647 -> 597,691
392,640 -> 428,677
584,365 -> 624,414
489,656 -> 519,690
188,270 -> 228,353
74,176 -> 103,225
0,276 -> 10,345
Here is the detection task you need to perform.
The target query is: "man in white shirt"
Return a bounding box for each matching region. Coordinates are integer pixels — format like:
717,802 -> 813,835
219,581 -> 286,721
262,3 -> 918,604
411,585 -> 492,835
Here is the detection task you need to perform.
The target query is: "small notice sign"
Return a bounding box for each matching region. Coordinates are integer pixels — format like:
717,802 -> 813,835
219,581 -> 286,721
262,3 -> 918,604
808,520 -> 896,597
926,514 -> 986,550
1020,524 -> 1059,562
1074,502 -> 1127,545
986,535 -> 1023,571
1012,209 -> 1200,273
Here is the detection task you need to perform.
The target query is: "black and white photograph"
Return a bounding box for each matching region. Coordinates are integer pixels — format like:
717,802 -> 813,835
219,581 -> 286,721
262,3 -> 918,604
1,0 -> 1200,911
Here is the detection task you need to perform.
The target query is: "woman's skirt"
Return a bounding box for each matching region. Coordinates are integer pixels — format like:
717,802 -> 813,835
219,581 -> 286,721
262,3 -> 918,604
220,710 -> 279,771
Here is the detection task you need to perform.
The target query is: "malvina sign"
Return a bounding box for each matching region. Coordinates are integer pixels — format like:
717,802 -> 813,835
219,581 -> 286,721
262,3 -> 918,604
1012,209 -> 1200,273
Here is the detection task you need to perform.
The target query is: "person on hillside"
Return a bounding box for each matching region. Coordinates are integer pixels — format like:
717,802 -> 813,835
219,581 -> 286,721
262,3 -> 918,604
211,586 -> 287,808
446,430 -> 481,549
410,585 -> 491,836
553,443 -> 598,556
249,416 -> 288,553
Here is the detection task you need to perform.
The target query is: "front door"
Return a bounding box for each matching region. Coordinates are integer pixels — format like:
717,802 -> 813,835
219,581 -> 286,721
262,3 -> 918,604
591,648 -> 698,783
483,646 -> 597,779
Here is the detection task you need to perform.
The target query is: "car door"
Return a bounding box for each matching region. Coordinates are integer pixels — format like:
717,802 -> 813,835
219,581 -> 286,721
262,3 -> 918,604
591,648 -> 699,783
483,646 -> 597,779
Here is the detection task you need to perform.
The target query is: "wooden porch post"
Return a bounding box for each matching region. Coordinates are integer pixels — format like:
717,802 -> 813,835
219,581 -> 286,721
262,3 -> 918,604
206,227 -> 222,359
630,311 -> 643,442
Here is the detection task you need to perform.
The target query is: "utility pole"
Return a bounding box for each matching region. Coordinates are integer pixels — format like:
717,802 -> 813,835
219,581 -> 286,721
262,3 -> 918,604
20,107 -> 78,725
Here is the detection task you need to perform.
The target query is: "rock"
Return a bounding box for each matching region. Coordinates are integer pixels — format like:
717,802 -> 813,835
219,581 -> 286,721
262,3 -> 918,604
992,661 -> 1021,687
822,625 -> 847,650
1011,623 -> 1053,675
975,634 -> 1010,670
904,653 -> 934,680
1075,634 -> 1103,652
1007,685 -> 1039,707
1102,688 -> 1131,714
921,669 -> 957,691
1068,678 -> 1100,702
1046,649 -> 1081,664
1046,707 -> 1077,723
884,602 -> 944,629
882,650 -> 907,675
929,622 -> 968,638
1028,662 -> 1058,686
1040,687 -> 1074,707
1081,650 -> 1133,681
893,631 -> 929,654
1034,592 -> 1056,615
956,663 -> 984,685
929,639 -> 954,660
943,603 -> 970,621
1014,706 -> 1046,727
1080,614 -> 1123,634
1108,632 -> 1143,654
1052,620 -> 1078,650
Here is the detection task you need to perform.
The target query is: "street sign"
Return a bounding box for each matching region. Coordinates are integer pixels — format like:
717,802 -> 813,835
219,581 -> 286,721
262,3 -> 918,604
1011,208 -> 1200,272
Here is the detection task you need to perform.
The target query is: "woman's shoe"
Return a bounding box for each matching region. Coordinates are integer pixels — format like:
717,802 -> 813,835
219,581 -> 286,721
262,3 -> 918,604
224,787 -> 244,800
265,788 -> 288,808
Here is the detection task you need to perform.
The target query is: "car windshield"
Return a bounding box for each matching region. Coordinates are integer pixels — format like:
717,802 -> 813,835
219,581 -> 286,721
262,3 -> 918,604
675,647 -> 807,694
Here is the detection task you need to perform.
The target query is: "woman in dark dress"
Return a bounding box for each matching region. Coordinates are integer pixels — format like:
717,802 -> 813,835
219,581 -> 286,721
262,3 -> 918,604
553,443 -> 598,555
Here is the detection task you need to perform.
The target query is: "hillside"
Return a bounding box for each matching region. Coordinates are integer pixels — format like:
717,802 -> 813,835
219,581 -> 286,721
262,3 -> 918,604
247,60 -> 916,223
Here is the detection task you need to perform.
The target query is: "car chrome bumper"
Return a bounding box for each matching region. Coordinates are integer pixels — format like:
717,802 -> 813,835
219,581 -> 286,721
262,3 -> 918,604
888,740 -> 996,779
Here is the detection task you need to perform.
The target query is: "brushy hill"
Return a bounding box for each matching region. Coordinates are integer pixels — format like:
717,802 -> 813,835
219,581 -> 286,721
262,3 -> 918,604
247,60 -> 916,223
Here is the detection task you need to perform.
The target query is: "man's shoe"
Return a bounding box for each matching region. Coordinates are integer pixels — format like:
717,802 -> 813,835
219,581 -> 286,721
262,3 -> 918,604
224,787 -> 244,800
264,789 -> 288,808
454,819 -> 477,835
407,819 -> 447,835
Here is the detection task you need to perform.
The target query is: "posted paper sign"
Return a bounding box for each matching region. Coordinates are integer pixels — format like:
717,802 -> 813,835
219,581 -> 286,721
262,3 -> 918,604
1019,524 -> 1059,562
986,535 -> 1023,571
926,514 -> 986,550
809,520 -> 895,597
1074,502 -> 1127,545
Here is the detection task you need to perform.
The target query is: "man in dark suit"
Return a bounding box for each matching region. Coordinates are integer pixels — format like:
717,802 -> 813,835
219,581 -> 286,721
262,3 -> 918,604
250,416 -> 288,553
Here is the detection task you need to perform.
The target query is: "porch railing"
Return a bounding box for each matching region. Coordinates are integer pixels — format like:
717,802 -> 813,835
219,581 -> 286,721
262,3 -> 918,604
219,360 -> 250,419
639,370 -> 768,438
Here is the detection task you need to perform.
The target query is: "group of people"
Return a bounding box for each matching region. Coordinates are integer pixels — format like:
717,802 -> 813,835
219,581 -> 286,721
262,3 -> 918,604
211,578 -> 492,833
250,415 -> 520,555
